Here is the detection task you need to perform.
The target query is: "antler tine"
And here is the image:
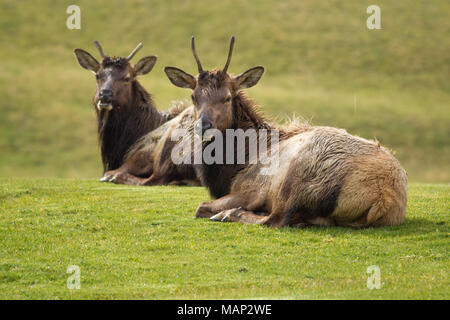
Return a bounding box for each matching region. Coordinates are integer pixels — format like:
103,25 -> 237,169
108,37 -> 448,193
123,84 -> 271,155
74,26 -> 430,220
127,42 -> 143,61
191,36 -> 203,73
222,36 -> 235,73
93,40 -> 106,58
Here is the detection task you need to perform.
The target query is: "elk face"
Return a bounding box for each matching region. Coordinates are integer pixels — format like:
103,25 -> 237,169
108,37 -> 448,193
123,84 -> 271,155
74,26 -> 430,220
164,37 -> 264,140
94,59 -> 134,111
74,41 -> 157,112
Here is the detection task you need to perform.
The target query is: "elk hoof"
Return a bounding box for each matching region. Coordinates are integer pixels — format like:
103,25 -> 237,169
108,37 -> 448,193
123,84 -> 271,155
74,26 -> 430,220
210,212 -> 225,222
196,203 -> 213,218
210,211 -> 234,222
99,176 -> 108,182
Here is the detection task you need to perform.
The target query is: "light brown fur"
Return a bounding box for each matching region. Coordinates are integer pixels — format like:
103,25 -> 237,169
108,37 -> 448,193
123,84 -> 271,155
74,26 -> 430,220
165,37 -> 408,229
331,152 -> 407,227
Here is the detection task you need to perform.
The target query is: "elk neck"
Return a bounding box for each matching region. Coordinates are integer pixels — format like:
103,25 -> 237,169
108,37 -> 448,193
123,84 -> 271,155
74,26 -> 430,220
194,92 -> 275,199
97,80 -> 170,172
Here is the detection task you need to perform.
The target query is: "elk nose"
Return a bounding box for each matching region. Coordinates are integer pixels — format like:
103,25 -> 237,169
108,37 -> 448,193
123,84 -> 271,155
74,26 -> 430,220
99,89 -> 113,102
201,120 -> 212,132
194,119 -> 212,136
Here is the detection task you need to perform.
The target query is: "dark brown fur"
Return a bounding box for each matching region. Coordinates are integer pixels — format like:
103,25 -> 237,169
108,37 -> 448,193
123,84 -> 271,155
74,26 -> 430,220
101,105 -> 200,186
192,81 -> 273,198
74,46 -> 181,173
95,67 -> 177,171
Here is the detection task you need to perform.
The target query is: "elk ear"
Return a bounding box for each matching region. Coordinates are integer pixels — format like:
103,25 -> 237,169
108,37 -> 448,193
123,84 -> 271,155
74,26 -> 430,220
74,49 -> 100,73
134,56 -> 157,76
164,67 -> 196,89
234,66 -> 265,90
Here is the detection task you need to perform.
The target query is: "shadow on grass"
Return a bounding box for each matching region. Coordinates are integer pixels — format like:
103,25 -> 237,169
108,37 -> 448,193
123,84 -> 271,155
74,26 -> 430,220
275,217 -> 445,237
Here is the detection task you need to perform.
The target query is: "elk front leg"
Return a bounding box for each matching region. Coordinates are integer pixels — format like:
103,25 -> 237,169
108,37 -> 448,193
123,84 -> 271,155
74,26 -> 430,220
195,193 -> 249,218
112,173 -> 171,186
210,208 -> 304,228
210,207 -> 268,224
109,172 -> 151,185
101,149 -> 154,184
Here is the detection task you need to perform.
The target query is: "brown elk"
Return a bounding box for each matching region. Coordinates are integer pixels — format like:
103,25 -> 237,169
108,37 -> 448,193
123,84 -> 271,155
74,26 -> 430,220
99,104 -> 199,186
74,41 -> 182,175
164,37 -> 408,228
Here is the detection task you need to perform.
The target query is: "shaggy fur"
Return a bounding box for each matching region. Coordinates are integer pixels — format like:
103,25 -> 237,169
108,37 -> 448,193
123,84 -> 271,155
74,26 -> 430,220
101,104 -> 200,186
187,69 -> 407,228
97,79 -> 177,171
93,56 -> 183,172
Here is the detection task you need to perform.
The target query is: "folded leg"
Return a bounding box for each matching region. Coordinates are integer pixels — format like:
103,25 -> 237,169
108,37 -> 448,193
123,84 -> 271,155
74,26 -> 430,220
210,208 -> 267,224
195,193 -> 250,218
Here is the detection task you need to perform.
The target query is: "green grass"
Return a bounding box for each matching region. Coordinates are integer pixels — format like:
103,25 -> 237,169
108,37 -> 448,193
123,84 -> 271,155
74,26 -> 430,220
0,178 -> 448,299
0,1 -> 447,301
0,0 -> 449,182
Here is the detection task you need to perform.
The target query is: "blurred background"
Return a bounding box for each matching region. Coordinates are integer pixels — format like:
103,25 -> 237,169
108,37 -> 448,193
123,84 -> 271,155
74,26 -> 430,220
0,0 -> 448,182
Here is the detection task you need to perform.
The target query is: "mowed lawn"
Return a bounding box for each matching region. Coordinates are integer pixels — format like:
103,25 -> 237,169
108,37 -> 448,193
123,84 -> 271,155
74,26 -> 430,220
0,178 -> 448,299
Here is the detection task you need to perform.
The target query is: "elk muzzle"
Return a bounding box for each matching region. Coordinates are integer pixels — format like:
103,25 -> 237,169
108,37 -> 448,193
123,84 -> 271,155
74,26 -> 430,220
97,89 -> 113,111
194,117 -> 213,141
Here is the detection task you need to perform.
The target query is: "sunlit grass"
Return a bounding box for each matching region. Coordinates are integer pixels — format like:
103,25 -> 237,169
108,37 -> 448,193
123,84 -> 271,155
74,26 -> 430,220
0,178 -> 448,299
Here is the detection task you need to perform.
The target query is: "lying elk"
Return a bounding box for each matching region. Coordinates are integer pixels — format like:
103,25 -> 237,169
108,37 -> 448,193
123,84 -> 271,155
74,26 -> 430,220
98,104 -> 199,186
74,41 -> 182,174
164,37 -> 408,228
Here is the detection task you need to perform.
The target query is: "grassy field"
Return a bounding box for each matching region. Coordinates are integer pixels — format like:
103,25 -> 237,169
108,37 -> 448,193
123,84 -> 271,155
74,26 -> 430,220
0,0 -> 448,301
0,178 -> 448,299
0,0 -> 449,182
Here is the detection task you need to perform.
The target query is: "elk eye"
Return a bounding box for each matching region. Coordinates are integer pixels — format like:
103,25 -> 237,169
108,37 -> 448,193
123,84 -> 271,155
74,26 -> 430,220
225,96 -> 232,103
124,77 -> 131,82
95,74 -> 100,80
191,94 -> 196,102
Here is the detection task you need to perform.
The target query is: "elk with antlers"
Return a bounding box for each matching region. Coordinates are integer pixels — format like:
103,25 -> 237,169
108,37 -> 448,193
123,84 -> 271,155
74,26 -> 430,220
74,41 -> 183,174
164,37 -> 408,228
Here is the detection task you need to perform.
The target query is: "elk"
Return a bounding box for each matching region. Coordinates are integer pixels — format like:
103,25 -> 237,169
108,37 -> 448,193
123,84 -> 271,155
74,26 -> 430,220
164,37 -> 408,228
74,41 -> 182,175
99,104 -> 199,186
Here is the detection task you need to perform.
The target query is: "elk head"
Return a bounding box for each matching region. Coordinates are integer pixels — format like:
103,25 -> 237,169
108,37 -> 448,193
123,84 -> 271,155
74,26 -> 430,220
74,41 -> 157,113
164,37 -> 264,140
